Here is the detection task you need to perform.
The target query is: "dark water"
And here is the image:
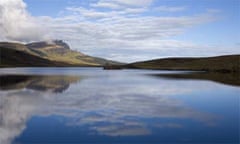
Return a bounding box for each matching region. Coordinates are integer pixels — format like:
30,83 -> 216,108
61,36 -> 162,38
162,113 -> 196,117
0,68 -> 239,144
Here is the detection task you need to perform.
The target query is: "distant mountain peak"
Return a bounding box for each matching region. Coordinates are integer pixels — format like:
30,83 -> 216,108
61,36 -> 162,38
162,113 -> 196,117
50,40 -> 70,49
26,40 -> 70,49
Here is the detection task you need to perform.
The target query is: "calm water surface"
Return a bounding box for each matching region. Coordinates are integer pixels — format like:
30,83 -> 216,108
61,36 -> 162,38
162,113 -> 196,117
0,68 -> 239,144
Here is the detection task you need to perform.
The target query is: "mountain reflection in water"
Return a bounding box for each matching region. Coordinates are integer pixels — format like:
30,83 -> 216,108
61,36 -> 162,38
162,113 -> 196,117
150,72 -> 240,87
0,75 -> 81,144
0,75 -> 81,93
0,69 -> 239,144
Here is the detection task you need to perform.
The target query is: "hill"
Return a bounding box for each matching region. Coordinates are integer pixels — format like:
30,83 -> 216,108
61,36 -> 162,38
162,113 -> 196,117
26,40 -> 118,66
0,45 -> 69,67
125,55 -> 240,72
0,40 -> 119,67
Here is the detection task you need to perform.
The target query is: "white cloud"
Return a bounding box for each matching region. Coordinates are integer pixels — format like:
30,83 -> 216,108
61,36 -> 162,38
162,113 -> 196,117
0,0 -> 48,42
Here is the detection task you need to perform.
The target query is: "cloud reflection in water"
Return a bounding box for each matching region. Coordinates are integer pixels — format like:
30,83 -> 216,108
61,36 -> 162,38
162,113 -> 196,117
0,74 -> 217,144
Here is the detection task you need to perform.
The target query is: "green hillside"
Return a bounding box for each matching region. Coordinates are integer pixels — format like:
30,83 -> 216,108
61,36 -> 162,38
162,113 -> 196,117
26,40 -> 118,66
0,40 -> 119,67
125,55 -> 240,72
0,46 -> 69,67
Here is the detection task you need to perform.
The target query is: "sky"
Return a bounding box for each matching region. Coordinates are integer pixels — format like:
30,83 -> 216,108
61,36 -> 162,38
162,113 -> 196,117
0,0 -> 239,62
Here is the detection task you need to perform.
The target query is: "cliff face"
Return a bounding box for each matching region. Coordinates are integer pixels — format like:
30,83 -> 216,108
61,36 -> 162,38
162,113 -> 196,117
26,40 -> 74,55
26,40 -> 70,50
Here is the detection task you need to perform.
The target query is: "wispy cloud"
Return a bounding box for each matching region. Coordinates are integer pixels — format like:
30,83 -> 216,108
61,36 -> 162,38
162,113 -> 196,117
45,6 -> 220,62
92,0 -> 153,9
153,6 -> 186,12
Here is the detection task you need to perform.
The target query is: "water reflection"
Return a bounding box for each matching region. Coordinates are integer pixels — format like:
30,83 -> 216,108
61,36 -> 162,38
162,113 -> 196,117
0,70 -> 239,144
0,75 -> 81,92
151,72 -> 240,87
0,75 -> 81,144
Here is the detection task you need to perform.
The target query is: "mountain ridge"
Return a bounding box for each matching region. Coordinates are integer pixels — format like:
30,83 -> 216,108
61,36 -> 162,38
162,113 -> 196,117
0,40 -> 120,67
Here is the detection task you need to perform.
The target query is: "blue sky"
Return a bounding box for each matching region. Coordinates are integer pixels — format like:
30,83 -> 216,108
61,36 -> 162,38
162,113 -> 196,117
0,0 -> 239,62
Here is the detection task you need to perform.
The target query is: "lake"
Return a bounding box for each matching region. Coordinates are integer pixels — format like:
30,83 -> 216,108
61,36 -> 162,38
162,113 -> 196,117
0,68 -> 239,144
